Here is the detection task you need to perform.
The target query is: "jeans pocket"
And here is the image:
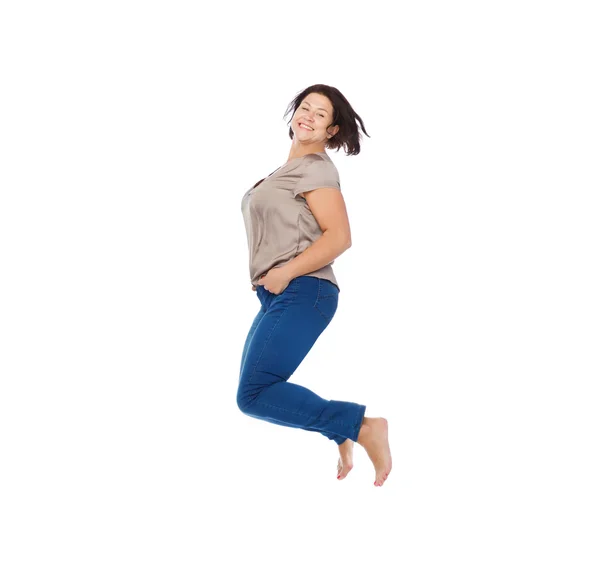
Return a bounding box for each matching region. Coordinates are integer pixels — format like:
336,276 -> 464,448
256,285 -> 267,304
314,290 -> 339,323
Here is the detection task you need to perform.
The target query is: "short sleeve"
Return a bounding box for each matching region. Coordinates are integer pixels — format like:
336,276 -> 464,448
293,158 -> 341,198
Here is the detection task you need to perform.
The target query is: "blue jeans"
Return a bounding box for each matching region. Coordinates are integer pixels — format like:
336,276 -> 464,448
237,276 -> 366,445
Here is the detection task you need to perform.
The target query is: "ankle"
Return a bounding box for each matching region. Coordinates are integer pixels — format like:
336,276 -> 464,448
357,418 -> 372,446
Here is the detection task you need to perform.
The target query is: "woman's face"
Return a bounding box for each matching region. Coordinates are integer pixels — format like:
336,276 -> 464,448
291,93 -> 339,144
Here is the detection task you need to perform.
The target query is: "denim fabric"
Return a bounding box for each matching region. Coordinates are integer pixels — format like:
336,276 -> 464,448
237,276 -> 366,445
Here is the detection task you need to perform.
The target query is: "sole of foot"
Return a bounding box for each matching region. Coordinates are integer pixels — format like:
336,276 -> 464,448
357,417 -> 392,487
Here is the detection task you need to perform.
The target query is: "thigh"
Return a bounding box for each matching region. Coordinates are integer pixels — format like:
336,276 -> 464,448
239,304 -> 266,378
240,277 -> 333,385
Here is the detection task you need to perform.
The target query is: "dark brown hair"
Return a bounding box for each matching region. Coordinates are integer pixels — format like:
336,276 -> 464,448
283,84 -> 370,156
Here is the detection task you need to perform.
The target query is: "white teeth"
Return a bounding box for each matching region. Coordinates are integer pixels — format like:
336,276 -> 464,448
300,123 -> 313,130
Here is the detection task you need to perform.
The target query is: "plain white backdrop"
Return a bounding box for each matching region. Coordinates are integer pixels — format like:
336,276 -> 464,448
1,1 -> 598,568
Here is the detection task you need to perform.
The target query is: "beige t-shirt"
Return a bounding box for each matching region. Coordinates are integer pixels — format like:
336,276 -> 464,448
241,152 -> 342,291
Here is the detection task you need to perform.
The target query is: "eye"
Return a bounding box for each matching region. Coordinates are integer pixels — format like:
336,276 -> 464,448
300,106 -> 325,118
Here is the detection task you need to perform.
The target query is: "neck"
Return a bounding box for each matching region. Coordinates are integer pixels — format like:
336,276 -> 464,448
287,142 -> 327,162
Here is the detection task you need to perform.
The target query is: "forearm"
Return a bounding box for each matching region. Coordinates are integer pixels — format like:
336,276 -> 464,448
282,230 -> 350,281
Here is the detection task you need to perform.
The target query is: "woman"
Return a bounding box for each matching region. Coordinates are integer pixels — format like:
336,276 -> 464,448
238,84 -> 392,487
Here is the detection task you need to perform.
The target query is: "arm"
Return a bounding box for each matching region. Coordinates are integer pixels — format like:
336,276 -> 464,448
282,230 -> 350,281
282,187 -> 352,281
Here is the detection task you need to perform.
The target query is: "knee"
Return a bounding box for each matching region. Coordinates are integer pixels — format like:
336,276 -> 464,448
237,374 -> 266,415
236,387 -> 253,414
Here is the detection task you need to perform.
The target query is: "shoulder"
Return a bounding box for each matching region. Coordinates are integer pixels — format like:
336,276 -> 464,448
304,153 -> 338,169
300,154 -> 340,181
295,155 -> 341,198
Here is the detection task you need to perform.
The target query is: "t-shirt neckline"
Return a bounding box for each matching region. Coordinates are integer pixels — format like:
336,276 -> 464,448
256,152 -> 330,189
286,151 -> 328,162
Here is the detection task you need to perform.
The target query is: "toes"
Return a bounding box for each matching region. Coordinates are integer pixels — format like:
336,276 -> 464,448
374,472 -> 389,486
337,463 -> 353,480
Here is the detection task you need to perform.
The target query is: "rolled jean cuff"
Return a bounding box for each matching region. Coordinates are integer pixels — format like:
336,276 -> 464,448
351,403 -> 367,442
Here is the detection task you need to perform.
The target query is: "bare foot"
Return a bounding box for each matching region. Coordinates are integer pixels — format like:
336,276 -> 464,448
336,439 -> 354,480
357,417 -> 392,487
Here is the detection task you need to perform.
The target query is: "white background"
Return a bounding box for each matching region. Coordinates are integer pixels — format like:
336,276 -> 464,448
1,1 -> 599,568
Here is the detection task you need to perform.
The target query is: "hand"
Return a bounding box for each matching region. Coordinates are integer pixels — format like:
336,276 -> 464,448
257,266 -> 292,295
252,285 -> 256,291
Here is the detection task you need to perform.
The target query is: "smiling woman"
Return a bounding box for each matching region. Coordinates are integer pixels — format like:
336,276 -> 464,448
238,84 -> 393,487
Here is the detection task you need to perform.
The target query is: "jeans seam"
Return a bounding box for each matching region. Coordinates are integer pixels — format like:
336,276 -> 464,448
317,279 -> 338,299
252,398 -> 359,430
313,279 -> 329,323
313,278 -> 321,309
313,279 -> 337,323
314,305 -> 330,324
239,310 -> 266,380
245,306 -> 289,407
